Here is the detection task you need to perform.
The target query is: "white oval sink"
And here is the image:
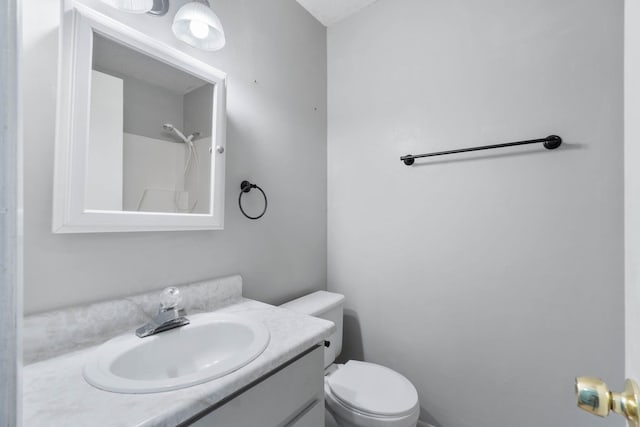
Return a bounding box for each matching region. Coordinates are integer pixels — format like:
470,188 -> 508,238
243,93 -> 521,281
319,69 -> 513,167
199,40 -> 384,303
83,312 -> 270,393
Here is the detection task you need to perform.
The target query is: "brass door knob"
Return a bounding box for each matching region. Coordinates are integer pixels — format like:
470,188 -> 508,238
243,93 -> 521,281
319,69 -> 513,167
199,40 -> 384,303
575,377 -> 640,427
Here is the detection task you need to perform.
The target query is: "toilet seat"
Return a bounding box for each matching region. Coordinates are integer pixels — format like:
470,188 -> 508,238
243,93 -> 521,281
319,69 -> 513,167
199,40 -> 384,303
325,361 -> 420,427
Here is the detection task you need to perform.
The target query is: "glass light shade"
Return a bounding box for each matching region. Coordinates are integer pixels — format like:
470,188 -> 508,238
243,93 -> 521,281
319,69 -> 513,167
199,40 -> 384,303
172,2 -> 226,51
99,0 -> 153,13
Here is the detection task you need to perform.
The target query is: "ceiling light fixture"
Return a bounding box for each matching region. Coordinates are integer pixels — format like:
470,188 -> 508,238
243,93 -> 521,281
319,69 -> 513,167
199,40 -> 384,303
98,0 -> 225,51
172,0 -> 226,51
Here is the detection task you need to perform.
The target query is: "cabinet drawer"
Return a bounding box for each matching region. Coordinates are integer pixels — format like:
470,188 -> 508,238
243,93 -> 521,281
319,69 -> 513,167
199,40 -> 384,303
190,346 -> 324,427
287,400 -> 324,427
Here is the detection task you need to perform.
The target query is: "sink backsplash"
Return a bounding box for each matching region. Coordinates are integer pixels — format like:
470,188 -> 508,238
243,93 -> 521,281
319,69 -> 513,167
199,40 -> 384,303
23,275 -> 243,364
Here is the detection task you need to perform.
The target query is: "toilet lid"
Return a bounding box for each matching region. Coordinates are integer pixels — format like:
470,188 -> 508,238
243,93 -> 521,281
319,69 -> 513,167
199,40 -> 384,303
326,361 -> 418,417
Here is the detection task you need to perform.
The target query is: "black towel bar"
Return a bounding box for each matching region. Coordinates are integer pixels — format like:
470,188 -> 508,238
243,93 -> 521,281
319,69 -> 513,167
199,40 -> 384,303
400,135 -> 562,166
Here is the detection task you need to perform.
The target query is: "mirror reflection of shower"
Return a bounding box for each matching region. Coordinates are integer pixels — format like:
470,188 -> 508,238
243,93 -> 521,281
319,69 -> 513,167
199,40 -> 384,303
133,123 -> 203,213
86,33 -> 215,215
163,123 -> 201,213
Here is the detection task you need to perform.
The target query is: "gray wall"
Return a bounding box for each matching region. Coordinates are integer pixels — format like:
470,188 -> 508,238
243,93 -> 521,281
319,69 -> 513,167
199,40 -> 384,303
23,0 -> 327,314
122,76 -> 184,142
327,1 -> 624,427
184,84 -> 214,138
184,85 -> 214,214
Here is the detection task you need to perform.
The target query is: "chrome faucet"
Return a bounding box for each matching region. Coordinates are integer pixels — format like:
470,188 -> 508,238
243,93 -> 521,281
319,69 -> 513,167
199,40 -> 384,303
136,287 -> 190,338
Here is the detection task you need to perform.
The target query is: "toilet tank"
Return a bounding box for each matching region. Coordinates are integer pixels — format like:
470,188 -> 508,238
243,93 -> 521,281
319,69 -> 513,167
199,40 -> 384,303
280,291 -> 344,368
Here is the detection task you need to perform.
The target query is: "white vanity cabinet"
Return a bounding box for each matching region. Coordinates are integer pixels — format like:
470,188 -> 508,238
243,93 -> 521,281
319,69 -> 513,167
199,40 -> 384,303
187,346 -> 325,427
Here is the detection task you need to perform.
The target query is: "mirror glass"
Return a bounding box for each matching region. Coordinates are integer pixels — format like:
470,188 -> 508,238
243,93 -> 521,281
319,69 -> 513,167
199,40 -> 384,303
87,32 -> 213,214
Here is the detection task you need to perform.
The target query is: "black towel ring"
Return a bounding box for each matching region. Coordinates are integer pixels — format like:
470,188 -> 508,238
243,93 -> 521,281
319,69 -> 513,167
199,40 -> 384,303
238,180 -> 267,220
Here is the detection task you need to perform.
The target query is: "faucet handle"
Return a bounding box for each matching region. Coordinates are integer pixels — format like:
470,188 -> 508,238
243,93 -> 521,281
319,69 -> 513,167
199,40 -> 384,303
159,287 -> 182,311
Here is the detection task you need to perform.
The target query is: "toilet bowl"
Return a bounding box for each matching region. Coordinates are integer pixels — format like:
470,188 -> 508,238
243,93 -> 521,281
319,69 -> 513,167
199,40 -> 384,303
281,291 -> 420,427
324,361 -> 419,427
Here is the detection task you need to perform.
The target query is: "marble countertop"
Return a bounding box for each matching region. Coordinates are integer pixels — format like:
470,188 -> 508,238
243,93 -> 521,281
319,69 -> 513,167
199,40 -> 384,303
23,297 -> 334,427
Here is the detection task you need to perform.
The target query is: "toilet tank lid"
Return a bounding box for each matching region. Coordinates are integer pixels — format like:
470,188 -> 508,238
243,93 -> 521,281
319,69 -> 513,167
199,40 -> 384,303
281,291 -> 345,316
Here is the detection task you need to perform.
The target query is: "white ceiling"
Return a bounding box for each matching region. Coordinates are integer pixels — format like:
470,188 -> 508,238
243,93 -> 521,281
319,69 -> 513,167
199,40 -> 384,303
296,0 -> 379,27
93,33 -> 208,95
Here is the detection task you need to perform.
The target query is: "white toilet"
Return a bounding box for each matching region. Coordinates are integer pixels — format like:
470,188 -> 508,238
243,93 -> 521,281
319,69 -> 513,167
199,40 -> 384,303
281,291 -> 420,427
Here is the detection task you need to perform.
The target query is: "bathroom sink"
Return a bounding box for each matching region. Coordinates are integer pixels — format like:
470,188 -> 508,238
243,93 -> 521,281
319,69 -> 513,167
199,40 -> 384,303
83,312 -> 270,393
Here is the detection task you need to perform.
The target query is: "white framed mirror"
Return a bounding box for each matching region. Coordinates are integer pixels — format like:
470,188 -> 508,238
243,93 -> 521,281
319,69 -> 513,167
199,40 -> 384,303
53,3 -> 227,233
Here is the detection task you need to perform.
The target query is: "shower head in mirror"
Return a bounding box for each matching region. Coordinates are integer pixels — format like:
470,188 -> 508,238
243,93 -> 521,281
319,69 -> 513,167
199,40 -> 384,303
163,123 -> 189,143
163,124 -> 201,143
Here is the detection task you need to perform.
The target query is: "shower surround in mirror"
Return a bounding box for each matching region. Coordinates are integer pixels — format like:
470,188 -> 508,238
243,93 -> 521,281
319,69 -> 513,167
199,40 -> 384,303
88,34 -> 212,214
53,3 -> 227,232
